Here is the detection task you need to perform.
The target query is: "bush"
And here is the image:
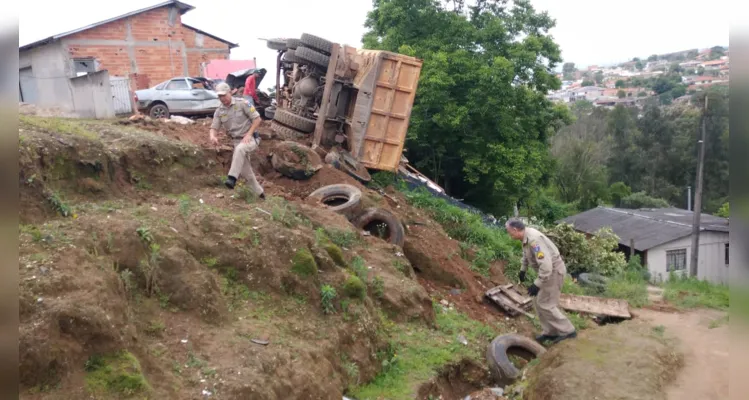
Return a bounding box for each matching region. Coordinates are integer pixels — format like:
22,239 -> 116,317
343,275 -> 367,299
620,191 -> 669,209
609,182 -> 631,207
717,202 -> 729,218
543,223 -> 627,276
291,248 -> 318,277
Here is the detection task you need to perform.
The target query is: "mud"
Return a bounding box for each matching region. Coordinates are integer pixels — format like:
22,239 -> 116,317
416,359 -> 494,400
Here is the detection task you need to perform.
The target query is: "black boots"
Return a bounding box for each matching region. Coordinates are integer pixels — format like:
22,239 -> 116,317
224,176 -> 237,189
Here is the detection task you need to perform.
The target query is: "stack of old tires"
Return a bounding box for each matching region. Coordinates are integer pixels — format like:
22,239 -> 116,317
266,33 -> 334,139
307,184 -> 405,248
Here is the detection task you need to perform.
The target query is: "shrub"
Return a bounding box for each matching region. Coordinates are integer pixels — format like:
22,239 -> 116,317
609,182 -> 632,207
320,285 -> 337,314
543,223 -> 627,276
325,244 -> 346,267
291,248 -> 318,277
343,275 -> 366,299
619,191 -> 669,209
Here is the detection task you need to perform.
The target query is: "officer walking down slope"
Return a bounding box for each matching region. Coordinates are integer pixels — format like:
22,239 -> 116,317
505,218 -> 577,345
209,83 -> 265,199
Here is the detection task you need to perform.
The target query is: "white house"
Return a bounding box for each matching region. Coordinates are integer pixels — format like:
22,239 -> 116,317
561,207 -> 729,284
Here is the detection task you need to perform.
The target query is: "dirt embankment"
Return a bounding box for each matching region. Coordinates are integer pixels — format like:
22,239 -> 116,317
18,118 -> 522,399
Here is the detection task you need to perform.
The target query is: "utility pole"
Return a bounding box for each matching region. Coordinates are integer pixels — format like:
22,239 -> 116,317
687,186 -> 691,211
689,95 -> 708,277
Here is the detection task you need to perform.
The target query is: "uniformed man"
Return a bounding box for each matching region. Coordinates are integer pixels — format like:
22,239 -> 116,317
209,83 -> 265,199
505,218 -> 577,344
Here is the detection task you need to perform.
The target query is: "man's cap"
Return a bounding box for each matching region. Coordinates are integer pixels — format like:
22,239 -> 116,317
215,82 -> 231,95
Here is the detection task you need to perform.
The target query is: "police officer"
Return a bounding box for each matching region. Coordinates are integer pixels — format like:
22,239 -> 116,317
505,218 -> 577,344
209,83 -> 265,199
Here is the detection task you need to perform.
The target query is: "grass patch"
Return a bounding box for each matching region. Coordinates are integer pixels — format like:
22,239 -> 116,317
603,270 -> 649,308
20,115 -> 98,140
84,351 -> 150,397
372,276 -> 385,298
144,320 -> 165,337
321,284 -> 337,315
220,268 -> 251,311
268,196 -> 309,228
350,256 -> 368,281
291,248 -> 318,277
343,275 -> 367,299
237,186 -> 258,204
663,274 -> 729,310
567,312 -> 590,331
350,304 -> 501,399
708,314 -> 729,329
402,187 -> 520,277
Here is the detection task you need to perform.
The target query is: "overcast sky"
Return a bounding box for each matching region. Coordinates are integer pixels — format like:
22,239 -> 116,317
16,0 -> 731,89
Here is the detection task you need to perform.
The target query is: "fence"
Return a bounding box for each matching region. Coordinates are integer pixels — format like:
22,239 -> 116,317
110,77 -> 133,115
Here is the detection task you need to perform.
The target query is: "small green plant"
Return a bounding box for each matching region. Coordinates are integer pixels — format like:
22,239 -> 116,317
119,269 -> 135,294
46,191 -> 72,217
393,260 -> 409,276
178,194 -> 191,218
157,290 -> 171,309
291,248 -> 318,277
343,360 -> 360,389
201,257 -> 219,268
84,351 -> 150,396
201,367 -> 217,378
136,227 -> 153,243
350,256 -> 368,280
652,325 -> 665,337
325,243 -> 346,267
237,186 -> 257,204
269,197 -> 309,228
144,320 -> 165,337
321,284 -> 337,315
21,224 -> 43,242
186,352 -> 206,368
251,230 -> 261,246
567,312 -> 590,331
372,276 -> 385,298
343,275 -> 367,299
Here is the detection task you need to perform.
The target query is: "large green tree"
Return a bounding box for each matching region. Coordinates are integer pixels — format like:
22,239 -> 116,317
362,0 -> 570,215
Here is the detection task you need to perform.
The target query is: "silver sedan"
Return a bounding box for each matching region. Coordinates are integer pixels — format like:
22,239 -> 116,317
134,77 -> 221,119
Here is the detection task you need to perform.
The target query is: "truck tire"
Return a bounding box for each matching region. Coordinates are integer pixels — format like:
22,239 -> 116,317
338,151 -> 372,183
286,38 -> 301,50
300,33 -> 333,54
267,38 -> 288,51
271,121 -> 306,140
273,109 -> 316,133
308,184 -> 362,220
271,141 -> 323,180
295,46 -> 331,70
486,334 -> 546,386
283,49 -> 303,64
352,208 -> 405,247
578,273 -> 609,292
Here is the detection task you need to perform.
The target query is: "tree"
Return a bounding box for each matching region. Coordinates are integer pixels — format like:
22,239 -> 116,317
617,90 -> 626,98
362,0 -> 570,215
647,54 -> 658,61
671,85 -> 687,99
632,57 -> 641,62
653,77 -> 676,94
709,46 -> 725,60
669,63 -> 683,74
620,192 -> 670,209
717,202 -> 729,218
609,182 -> 631,207
637,91 -> 647,97
581,80 -> 594,87
615,79 -> 626,88
594,71 -> 604,84
562,62 -> 576,80
687,49 -> 699,59
635,60 -> 644,70
659,91 -> 673,105
697,66 -> 705,75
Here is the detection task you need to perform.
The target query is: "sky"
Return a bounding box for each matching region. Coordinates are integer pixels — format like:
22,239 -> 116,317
15,0 -> 732,89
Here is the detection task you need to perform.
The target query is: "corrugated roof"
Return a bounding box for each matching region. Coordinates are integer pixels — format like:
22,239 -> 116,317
559,207 -> 728,251
19,1 -> 238,52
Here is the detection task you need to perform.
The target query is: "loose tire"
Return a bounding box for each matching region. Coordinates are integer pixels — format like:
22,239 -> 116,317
271,141 -> 323,180
273,109 -> 316,133
309,184 -> 362,220
578,273 -> 609,292
352,208 -> 405,247
338,151 -> 372,183
286,38 -> 301,50
149,103 -> 169,119
300,33 -> 333,54
295,46 -> 331,69
486,334 -> 546,386
283,49 -> 303,64
266,38 -> 288,51
271,121 -> 306,141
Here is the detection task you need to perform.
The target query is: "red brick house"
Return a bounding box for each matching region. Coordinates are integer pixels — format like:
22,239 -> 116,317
19,0 -> 236,113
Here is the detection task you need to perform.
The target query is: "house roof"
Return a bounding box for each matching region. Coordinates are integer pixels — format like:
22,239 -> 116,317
20,0 -> 237,51
559,207 -> 728,251
701,59 -> 727,66
182,23 -> 238,48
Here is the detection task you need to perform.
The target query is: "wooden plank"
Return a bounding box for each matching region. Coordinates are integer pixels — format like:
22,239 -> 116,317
500,286 -> 532,306
312,43 -> 340,147
559,294 -> 631,319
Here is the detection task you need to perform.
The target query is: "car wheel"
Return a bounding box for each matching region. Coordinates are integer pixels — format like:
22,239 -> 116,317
149,104 -> 169,119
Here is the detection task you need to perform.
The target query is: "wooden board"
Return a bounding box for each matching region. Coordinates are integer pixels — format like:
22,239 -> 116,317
485,285 -> 533,317
559,294 -> 631,319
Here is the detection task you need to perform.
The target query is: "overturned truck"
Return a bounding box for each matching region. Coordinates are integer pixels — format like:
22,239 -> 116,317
264,33 -> 423,174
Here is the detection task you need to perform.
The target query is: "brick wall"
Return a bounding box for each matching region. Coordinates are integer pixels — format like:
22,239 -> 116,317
62,5 -> 232,90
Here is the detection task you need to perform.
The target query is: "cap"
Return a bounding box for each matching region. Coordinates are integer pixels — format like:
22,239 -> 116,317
215,82 -> 231,95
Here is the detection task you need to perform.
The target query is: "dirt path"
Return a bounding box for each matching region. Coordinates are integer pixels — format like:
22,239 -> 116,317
634,308 -> 728,400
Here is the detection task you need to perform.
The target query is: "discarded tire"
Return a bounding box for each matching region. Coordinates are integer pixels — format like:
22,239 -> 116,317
352,208 -> 405,247
295,46 -> 331,70
266,38 -> 288,51
578,273 -> 609,291
271,141 -> 323,180
308,184 -> 362,220
337,150 -> 371,183
282,49 -> 303,64
264,106 -> 276,120
271,121 -> 306,141
300,33 -> 333,54
286,38 -> 301,50
486,334 -> 546,385
273,109 -> 316,133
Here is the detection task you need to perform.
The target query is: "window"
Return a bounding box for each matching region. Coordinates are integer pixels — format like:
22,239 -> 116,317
154,81 -> 170,90
165,79 -> 189,90
73,58 -> 97,76
666,249 -> 687,272
725,243 -> 729,266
